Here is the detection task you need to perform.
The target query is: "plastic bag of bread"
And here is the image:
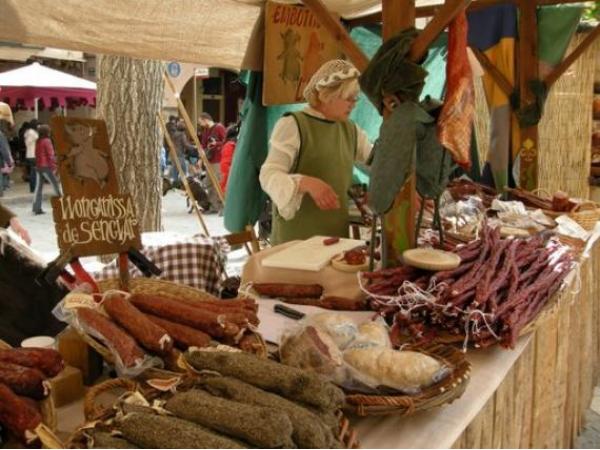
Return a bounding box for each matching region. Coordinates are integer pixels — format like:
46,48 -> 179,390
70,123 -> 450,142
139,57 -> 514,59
342,347 -> 451,395
305,313 -> 358,349
279,325 -> 344,381
346,318 -> 391,350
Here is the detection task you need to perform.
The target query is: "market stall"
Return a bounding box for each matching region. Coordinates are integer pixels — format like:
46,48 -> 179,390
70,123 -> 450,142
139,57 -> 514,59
1,1 -> 600,449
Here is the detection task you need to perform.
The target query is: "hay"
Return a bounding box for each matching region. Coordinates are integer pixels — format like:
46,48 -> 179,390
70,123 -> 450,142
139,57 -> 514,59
538,30 -> 600,199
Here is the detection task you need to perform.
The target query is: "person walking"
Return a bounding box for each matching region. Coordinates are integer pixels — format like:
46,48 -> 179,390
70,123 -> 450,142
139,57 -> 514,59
23,121 -> 39,193
198,112 -> 225,213
170,120 -> 195,187
32,125 -> 61,215
220,123 -> 239,196
0,104 -> 14,198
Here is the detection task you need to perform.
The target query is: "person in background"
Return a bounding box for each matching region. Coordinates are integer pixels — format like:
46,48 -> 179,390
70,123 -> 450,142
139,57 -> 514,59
170,119 -> 195,186
23,120 -> 39,193
0,202 -> 31,244
0,103 -> 15,197
197,112 -> 226,213
259,59 -> 372,245
32,125 -> 61,215
220,123 -> 239,197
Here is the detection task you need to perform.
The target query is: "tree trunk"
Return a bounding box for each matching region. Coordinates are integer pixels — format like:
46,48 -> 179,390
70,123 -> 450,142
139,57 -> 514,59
97,56 -> 164,232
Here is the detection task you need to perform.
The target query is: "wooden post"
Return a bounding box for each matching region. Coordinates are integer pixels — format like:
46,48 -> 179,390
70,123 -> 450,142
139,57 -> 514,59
381,0 -> 417,266
163,72 -> 225,204
516,0 -> 539,190
158,113 -> 211,236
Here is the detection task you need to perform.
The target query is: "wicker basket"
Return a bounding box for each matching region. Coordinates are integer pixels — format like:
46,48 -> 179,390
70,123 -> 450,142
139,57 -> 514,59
72,278 -> 268,368
0,339 -> 62,448
68,374 -> 360,449
343,343 -> 470,416
528,188 -> 600,231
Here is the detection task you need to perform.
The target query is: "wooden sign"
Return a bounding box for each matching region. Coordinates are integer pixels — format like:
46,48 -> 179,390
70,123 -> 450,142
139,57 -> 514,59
263,1 -> 343,105
49,117 -> 141,257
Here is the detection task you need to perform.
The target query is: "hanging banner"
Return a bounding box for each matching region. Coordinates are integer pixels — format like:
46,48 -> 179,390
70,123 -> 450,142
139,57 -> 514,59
49,117 -> 142,257
263,1 -> 343,105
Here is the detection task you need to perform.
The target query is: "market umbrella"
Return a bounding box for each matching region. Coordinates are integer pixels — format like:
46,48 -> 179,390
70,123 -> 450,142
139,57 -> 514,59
0,62 -> 96,114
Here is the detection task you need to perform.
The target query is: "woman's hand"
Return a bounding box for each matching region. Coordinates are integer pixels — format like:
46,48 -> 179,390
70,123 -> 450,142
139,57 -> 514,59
298,176 -> 340,210
9,217 -> 31,245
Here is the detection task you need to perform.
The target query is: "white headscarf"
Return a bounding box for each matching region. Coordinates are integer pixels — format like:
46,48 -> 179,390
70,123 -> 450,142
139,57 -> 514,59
303,59 -> 360,102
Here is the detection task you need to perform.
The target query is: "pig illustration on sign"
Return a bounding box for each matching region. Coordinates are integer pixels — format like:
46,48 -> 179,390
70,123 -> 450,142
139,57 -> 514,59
277,29 -> 302,84
64,122 -> 110,188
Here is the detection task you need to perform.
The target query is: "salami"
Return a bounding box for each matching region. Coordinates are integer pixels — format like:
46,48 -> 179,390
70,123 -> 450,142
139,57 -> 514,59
145,315 -> 212,349
173,296 -> 259,326
103,294 -> 173,355
0,348 -> 64,378
0,363 -> 47,400
76,307 -> 145,368
129,294 -> 241,339
252,283 -> 323,299
0,383 -> 42,443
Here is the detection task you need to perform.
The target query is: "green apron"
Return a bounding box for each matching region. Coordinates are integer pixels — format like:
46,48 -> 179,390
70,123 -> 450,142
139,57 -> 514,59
271,112 -> 356,245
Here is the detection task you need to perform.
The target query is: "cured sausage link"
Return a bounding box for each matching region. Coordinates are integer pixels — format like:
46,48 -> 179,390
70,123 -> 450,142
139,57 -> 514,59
0,348 -> 64,378
76,307 -> 146,368
145,315 -> 212,349
129,294 -> 241,339
252,283 -> 323,299
0,363 -> 47,400
0,383 -> 42,443
103,294 -> 173,356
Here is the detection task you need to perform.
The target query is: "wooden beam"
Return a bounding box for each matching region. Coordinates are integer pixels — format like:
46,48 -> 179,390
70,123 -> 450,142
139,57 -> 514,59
301,0 -> 369,71
409,0 -> 472,62
345,0 -> 585,25
517,0 -> 539,190
384,0 -> 415,37
471,47 -> 514,98
545,24 -> 600,87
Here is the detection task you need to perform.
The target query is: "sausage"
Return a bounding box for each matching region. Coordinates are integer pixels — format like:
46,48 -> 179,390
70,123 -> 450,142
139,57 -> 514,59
0,363 -> 47,400
173,296 -> 259,326
0,383 -> 42,443
323,237 -> 340,245
103,294 -> 173,356
129,294 -> 241,339
237,333 -> 264,355
252,283 -> 323,299
0,348 -> 64,378
76,307 -> 146,368
319,296 -> 368,311
145,315 -> 212,350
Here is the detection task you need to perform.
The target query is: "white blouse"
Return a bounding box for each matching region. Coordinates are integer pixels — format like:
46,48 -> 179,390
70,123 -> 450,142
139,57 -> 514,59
24,129 -> 38,159
259,107 -> 372,220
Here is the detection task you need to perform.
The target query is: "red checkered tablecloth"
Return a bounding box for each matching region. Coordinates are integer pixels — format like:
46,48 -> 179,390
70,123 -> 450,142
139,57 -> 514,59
95,233 -> 227,295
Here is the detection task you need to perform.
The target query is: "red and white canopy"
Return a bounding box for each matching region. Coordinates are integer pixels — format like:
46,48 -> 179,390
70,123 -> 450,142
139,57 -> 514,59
0,62 -> 96,110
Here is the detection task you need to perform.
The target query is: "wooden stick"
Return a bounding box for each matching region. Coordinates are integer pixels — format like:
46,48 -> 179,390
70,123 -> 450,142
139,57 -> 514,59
163,72 -> 225,204
409,0 -> 473,62
118,252 -> 130,291
301,0 -> 369,71
471,47 -> 514,98
545,24 -> 600,87
157,113 -> 210,236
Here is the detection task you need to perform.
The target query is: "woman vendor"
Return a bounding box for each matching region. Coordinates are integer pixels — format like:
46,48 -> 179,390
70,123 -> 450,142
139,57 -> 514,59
260,60 -> 372,245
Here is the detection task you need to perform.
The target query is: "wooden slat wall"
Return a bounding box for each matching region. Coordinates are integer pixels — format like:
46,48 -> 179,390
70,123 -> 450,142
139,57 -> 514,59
453,243 -> 600,448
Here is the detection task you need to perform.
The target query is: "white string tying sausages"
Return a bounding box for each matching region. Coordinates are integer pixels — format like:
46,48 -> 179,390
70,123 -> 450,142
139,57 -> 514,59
358,273 -> 500,351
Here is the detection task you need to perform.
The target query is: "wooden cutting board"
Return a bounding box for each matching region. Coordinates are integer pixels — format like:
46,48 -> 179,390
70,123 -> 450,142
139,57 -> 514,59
261,236 -> 365,271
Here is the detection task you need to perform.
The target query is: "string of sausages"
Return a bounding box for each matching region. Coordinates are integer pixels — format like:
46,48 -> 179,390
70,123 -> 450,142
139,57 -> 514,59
362,225 -> 575,349
74,292 -> 259,372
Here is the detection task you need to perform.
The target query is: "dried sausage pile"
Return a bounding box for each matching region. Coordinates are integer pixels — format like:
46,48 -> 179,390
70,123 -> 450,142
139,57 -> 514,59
0,348 -> 64,443
74,292 -> 259,372
364,226 -> 574,349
